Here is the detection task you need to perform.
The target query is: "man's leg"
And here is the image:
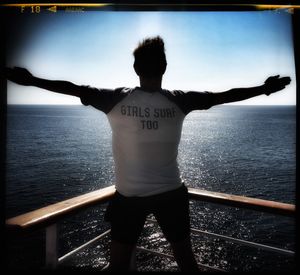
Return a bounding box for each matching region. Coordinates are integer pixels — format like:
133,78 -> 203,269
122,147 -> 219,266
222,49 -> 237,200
104,192 -> 145,271
108,240 -> 137,271
170,237 -> 199,272
153,185 -> 199,272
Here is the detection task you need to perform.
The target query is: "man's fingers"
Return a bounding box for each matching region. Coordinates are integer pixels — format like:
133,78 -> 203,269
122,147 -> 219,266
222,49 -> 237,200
265,75 -> 291,95
12,67 -> 25,74
266,76 -> 291,86
13,66 -> 24,70
276,77 -> 291,87
280,76 -> 291,85
6,67 -> 21,75
5,67 -> 14,79
5,67 -> 19,79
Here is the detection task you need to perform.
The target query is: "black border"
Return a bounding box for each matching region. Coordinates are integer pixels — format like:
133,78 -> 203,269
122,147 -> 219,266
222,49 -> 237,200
0,0 -> 298,271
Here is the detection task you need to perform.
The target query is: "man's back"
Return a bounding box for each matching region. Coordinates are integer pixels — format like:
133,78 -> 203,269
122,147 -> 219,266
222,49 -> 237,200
107,87 -> 185,197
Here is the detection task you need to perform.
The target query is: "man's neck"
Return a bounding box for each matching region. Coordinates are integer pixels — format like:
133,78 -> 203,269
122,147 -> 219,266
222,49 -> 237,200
139,76 -> 162,92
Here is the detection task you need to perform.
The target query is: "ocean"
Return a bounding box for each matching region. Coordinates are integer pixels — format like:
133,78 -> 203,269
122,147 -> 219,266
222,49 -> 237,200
5,104 -> 296,271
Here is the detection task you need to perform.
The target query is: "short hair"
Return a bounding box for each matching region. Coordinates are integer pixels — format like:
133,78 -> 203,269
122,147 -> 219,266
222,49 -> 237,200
133,36 -> 167,77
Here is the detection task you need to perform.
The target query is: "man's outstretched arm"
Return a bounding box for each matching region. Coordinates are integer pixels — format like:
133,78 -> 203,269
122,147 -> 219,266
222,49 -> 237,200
211,75 -> 291,106
6,67 -> 82,97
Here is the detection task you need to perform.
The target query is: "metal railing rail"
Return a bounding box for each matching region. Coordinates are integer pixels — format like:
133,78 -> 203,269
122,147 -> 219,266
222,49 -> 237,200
58,229 -> 111,264
6,185 -> 296,270
191,228 -> 294,256
135,246 -> 226,272
145,218 -> 294,256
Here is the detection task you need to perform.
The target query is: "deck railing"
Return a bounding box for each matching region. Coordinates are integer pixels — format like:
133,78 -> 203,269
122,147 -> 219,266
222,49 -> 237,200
6,185 -> 295,271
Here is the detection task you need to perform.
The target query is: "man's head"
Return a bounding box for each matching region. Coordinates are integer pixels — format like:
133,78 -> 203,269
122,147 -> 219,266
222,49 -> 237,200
133,36 -> 167,78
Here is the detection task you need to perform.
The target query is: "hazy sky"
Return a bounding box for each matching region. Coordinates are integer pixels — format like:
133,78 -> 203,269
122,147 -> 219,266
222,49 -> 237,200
7,10 -> 296,105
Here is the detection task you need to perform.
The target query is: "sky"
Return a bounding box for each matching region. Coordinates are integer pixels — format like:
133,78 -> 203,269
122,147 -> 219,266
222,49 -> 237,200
6,10 -> 296,105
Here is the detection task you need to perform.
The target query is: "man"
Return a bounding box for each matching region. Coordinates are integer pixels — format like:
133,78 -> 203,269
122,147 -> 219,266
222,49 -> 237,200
6,36 -> 291,272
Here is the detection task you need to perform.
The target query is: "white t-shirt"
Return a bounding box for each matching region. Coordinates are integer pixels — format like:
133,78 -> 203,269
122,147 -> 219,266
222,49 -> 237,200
81,86 -> 214,197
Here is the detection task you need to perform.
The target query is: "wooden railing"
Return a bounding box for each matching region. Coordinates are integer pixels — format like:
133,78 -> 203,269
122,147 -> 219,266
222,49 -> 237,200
6,185 -> 295,270
6,186 -> 116,233
188,187 -> 295,216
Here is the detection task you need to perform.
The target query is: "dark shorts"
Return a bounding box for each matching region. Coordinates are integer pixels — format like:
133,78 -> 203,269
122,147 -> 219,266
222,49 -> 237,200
104,184 -> 191,244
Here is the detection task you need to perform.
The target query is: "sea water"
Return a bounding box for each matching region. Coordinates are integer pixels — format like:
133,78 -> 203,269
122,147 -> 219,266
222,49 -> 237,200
5,105 -> 296,271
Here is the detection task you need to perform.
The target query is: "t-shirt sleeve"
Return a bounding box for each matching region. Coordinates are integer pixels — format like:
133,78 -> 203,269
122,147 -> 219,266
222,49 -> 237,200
172,90 -> 215,114
80,86 -> 127,114
183,91 -> 215,113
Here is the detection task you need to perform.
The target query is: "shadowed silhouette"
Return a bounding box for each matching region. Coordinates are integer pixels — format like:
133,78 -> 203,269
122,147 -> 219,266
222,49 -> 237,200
6,36 -> 291,272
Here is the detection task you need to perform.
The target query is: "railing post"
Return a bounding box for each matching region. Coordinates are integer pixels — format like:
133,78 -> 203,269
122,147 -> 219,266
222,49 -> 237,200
130,247 -> 137,271
46,224 -> 58,269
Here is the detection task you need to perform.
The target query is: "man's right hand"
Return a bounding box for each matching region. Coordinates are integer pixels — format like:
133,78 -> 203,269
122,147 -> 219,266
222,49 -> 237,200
264,75 -> 291,96
6,67 -> 34,86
